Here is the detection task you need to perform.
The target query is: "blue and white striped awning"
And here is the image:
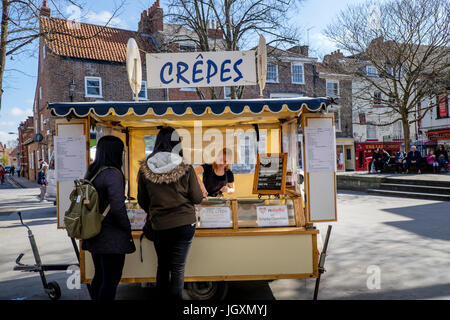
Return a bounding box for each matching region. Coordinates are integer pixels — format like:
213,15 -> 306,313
48,97 -> 330,118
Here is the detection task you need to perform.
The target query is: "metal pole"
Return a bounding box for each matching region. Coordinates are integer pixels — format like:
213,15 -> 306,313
313,225 -> 332,300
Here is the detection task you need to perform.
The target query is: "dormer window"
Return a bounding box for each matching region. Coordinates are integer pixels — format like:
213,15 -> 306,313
366,66 -> 378,77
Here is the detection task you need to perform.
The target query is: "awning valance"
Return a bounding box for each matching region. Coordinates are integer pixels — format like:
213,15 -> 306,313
48,97 -> 330,118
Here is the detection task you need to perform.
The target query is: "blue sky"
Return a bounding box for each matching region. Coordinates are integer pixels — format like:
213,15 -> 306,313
0,0 -> 363,145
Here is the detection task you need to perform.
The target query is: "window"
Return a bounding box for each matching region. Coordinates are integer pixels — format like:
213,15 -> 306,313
359,113 -> 366,124
132,81 -> 148,100
42,45 -> 46,59
85,77 -> 102,98
326,80 -> 339,97
366,66 -> 378,77
388,96 -> 397,106
366,125 -> 377,139
373,91 -> 382,105
224,86 -> 231,99
329,106 -> 341,132
291,63 -> 304,84
266,62 -> 278,83
39,86 -> 42,100
40,114 -> 44,131
34,119 -> 38,134
180,87 -> 197,92
179,44 -> 196,52
30,152 -> 34,170
333,109 -> 341,132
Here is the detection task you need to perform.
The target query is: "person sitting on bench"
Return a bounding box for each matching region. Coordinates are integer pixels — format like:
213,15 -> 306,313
406,145 -> 422,174
435,145 -> 448,173
394,147 -> 406,173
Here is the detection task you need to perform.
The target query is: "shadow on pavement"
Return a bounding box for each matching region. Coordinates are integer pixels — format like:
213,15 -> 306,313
334,282 -> 450,300
0,206 -> 56,223
381,202 -> 450,241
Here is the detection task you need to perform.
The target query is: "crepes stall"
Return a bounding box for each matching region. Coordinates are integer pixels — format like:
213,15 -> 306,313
49,39 -> 338,300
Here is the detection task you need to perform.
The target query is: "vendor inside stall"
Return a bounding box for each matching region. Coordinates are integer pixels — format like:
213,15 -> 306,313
194,148 -> 235,197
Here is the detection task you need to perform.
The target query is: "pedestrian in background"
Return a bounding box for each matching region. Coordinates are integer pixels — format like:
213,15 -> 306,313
426,149 -> 438,173
11,165 -> 15,176
82,135 -> 135,301
137,126 -> 203,300
436,145 -> 448,173
394,147 -> 406,173
406,146 -> 422,174
37,159 -> 48,201
16,165 -> 21,177
0,164 -> 5,184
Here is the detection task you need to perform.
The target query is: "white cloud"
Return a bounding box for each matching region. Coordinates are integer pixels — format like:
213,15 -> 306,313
8,107 -> 32,117
0,121 -> 16,126
85,11 -> 128,29
0,130 -> 14,144
310,33 -> 340,57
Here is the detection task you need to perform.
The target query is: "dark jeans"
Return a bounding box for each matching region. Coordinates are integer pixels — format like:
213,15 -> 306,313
153,223 -> 196,300
395,161 -> 404,173
406,160 -> 421,172
90,253 -> 125,301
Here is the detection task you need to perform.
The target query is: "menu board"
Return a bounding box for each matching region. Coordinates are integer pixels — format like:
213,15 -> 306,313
304,127 -> 336,172
54,135 -> 87,182
253,153 -> 287,195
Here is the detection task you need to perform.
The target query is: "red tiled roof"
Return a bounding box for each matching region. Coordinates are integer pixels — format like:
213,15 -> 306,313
40,17 -> 155,63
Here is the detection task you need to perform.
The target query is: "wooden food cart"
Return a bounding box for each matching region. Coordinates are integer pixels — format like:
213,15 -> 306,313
49,96 -> 338,300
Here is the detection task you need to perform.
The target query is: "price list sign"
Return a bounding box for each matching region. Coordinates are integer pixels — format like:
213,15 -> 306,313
54,135 -> 87,182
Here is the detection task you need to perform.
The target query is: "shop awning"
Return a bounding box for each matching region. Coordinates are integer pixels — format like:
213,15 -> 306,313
48,97 -> 330,118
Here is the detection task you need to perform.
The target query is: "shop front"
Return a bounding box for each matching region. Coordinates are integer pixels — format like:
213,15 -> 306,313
336,138 -> 355,171
355,142 -> 402,171
426,129 -> 450,148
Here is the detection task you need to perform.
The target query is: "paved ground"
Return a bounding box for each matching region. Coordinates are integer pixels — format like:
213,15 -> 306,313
338,170 -> 450,182
1,175 -> 449,300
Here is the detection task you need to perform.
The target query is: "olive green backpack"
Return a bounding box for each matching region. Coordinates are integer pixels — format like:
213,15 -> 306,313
64,167 -> 114,239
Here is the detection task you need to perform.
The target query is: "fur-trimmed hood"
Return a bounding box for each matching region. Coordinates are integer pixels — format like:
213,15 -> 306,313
139,152 -> 190,184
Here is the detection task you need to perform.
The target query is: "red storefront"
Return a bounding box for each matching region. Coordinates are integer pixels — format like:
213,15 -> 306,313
426,129 -> 450,143
355,142 -> 403,171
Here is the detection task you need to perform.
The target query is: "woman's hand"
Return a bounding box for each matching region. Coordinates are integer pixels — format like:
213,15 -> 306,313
201,186 -> 209,198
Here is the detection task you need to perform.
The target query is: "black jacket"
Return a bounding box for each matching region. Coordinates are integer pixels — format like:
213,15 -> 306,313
407,151 -> 422,162
82,168 -> 136,255
138,152 -> 203,231
436,149 -> 448,161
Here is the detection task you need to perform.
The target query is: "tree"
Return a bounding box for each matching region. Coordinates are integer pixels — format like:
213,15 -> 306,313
0,153 -> 8,165
0,0 -> 125,111
163,0 -> 303,99
325,0 -> 450,150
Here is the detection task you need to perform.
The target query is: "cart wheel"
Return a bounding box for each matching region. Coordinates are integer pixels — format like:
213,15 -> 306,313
185,281 -> 228,301
47,281 -> 61,300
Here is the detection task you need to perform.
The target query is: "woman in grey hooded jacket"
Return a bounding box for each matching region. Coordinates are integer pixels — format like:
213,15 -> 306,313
137,126 -> 203,300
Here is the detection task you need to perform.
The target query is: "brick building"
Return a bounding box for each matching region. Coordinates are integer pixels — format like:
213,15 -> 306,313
316,50 -> 354,171
27,0 -> 352,180
18,116 -> 34,179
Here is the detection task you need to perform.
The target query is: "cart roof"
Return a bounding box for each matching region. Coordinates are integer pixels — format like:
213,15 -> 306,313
48,97 -> 330,120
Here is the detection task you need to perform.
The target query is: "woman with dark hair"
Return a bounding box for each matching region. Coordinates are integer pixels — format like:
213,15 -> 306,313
137,126 -> 203,300
82,135 -> 135,301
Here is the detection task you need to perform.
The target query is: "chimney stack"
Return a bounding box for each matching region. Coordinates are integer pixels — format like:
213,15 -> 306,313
40,0 -> 51,17
138,0 -> 163,34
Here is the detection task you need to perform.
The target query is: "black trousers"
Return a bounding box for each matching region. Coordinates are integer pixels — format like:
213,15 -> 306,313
153,223 -> 196,300
91,253 -> 125,301
406,160 -> 421,172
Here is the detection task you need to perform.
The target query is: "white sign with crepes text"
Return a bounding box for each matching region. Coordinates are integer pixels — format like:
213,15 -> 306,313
146,50 -> 257,89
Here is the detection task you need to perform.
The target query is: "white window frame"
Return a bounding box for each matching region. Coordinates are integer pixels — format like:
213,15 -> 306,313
366,125 -> 377,139
84,76 -> 103,98
328,105 -> 341,132
30,152 -> 34,170
266,62 -> 279,83
326,79 -> 339,97
224,86 -> 232,99
34,119 -> 38,134
132,80 -> 148,100
291,62 -> 305,84
373,91 -> 382,105
42,45 -> 46,59
40,114 -> 44,131
39,87 -> 42,100
366,66 -> 378,77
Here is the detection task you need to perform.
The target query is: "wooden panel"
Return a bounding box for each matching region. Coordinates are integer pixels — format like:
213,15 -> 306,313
81,233 -> 318,283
